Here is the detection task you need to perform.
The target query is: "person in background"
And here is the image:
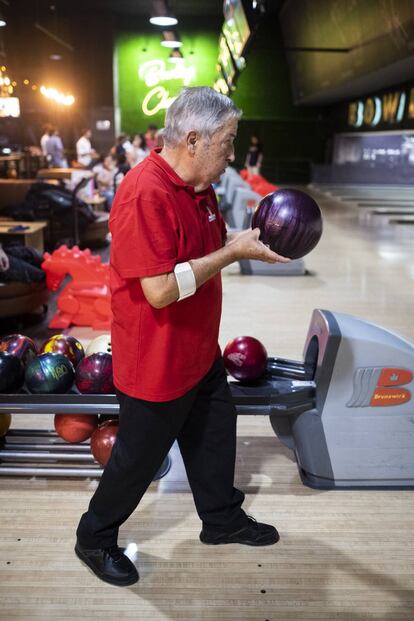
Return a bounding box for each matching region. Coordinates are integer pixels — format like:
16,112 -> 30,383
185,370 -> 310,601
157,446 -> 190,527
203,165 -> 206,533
113,153 -> 130,192
40,124 -> 52,158
94,155 -> 116,210
155,127 -> 164,148
126,133 -> 148,168
111,134 -> 131,159
76,128 -> 96,168
45,127 -> 68,168
244,134 -> 263,176
144,123 -> 158,150
0,242 -> 45,284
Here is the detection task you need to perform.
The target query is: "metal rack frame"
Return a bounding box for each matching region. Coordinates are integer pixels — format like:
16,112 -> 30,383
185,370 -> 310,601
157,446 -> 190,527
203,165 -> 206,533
0,393 -> 173,478
0,376 -> 316,478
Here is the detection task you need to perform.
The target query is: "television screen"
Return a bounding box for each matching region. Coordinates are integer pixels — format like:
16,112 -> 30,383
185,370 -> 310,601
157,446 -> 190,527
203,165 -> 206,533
213,67 -> 230,96
222,0 -> 251,66
218,33 -> 236,87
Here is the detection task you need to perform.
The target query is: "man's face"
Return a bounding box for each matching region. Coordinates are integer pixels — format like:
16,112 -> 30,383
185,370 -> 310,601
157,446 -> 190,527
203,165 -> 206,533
193,118 -> 238,187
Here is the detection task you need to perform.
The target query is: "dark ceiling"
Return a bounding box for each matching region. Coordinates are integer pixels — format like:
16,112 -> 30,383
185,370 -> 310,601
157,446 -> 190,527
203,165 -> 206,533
28,0 -> 227,18
79,0 -> 225,16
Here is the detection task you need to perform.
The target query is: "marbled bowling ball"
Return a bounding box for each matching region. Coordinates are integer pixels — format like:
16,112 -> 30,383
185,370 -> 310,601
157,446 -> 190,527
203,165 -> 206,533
54,413 -> 99,443
0,352 -> 25,393
75,353 -> 114,394
25,353 -> 75,394
0,334 -> 37,367
40,334 -> 85,368
90,420 -> 119,466
223,336 -> 268,382
252,188 -> 323,260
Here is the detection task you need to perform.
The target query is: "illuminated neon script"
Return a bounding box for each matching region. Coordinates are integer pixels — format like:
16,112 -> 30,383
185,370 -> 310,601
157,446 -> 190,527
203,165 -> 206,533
138,59 -> 196,116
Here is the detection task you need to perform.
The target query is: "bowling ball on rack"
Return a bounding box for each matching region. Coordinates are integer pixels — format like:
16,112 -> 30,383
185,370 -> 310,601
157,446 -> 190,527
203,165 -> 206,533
25,353 -> 75,394
54,413 -> 99,443
75,353 -> 114,394
223,336 -> 268,382
90,420 -> 119,466
0,413 -> 12,437
251,188 -> 323,260
0,352 -> 25,393
40,334 -> 85,368
0,334 -> 37,367
85,334 -> 112,356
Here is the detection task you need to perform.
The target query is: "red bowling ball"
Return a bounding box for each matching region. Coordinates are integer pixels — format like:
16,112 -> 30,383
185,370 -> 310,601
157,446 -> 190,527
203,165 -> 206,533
90,420 -> 119,466
223,336 -> 268,381
75,353 -> 114,394
54,414 -> 99,443
252,188 -> 323,260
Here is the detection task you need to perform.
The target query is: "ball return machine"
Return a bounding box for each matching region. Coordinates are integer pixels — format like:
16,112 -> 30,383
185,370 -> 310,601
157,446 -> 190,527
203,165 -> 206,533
1,309 -> 413,489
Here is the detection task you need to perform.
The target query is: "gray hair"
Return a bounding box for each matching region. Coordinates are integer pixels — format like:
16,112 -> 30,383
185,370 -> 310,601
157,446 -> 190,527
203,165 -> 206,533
162,87 -> 242,147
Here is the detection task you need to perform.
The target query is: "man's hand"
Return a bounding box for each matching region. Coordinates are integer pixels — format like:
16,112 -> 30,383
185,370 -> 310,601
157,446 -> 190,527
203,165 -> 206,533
226,228 -> 290,264
141,228 -> 289,309
0,246 -> 9,272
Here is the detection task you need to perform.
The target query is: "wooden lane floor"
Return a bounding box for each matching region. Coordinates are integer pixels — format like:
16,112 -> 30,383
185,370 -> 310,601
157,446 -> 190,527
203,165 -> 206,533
1,185 -> 414,620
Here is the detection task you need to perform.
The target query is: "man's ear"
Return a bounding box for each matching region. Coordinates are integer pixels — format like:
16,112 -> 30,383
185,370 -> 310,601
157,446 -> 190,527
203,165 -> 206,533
186,131 -> 198,154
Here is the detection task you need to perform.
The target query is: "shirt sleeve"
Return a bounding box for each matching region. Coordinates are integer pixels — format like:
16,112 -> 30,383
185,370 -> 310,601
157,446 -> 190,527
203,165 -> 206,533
109,187 -> 178,279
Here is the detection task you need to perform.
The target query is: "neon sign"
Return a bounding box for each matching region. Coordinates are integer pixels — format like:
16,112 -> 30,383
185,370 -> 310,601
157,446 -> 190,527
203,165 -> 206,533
138,59 -> 196,117
348,90 -> 410,128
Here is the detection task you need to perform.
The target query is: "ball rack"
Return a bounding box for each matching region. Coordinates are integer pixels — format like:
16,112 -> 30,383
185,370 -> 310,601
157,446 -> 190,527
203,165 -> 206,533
0,359 -> 316,478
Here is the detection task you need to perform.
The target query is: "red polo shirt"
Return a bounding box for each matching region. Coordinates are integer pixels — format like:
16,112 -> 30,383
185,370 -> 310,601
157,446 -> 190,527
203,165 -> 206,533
109,149 -> 227,401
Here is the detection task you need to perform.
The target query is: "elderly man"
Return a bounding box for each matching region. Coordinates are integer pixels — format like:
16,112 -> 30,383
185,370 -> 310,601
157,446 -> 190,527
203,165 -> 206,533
75,87 -> 289,586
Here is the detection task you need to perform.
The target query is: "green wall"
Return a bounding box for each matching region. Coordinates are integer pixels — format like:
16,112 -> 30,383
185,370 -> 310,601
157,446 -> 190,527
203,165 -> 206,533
231,19 -> 332,182
115,32 -> 218,134
114,19 -> 332,182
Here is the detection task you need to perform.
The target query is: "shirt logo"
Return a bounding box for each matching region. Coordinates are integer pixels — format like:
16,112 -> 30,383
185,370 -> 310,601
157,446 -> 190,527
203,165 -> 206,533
347,367 -> 413,408
206,205 -> 216,222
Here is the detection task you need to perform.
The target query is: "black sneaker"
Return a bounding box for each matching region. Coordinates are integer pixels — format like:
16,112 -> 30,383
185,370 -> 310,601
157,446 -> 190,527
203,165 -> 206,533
200,516 -> 279,546
75,541 -> 139,586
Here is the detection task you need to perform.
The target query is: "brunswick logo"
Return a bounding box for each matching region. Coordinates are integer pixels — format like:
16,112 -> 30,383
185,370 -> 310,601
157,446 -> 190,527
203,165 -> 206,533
347,367 -> 413,408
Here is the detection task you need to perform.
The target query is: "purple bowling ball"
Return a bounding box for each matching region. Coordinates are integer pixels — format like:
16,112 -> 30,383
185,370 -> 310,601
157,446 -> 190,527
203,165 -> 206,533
252,189 -> 323,260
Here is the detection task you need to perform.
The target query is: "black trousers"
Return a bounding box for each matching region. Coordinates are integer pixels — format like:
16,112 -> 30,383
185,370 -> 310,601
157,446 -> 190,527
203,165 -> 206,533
76,358 -> 247,548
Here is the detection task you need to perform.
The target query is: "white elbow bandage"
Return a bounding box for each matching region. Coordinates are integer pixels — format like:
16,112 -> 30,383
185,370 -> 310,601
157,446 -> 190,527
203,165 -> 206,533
174,262 -> 196,301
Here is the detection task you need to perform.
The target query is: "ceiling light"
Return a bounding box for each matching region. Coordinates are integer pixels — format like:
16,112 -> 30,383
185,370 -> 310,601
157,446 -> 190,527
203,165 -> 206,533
0,20 -> 6,27
161,31 -> 182,48
149,1 -> 177,27
161,39 -> 182,48
150,16 -> 177,26
49,53 -> 63,61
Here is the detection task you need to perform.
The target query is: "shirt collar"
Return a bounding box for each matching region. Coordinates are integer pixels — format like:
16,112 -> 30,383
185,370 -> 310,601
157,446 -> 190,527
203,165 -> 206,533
149,147 -> 210,197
